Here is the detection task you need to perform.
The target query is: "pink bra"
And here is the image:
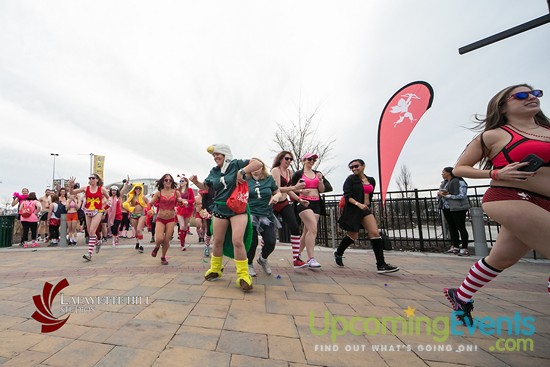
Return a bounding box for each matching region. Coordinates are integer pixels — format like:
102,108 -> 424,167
301,174 -> 320,189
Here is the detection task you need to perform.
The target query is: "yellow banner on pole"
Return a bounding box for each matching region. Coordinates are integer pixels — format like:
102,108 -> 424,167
93,155 -> 106,179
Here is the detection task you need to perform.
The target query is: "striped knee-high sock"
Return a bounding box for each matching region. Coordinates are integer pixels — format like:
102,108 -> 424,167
457,258 -> 502,303
291,235 -> 301,260
88,236 -> 96,255
547,276 -> 550,295
205,235 -> 211,246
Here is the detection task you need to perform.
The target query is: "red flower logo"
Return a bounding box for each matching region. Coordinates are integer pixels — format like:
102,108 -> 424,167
31,278 -> 70,333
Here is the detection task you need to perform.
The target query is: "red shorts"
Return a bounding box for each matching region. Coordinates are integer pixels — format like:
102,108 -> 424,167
483,186 -> 550,213
66,212 -> 79,222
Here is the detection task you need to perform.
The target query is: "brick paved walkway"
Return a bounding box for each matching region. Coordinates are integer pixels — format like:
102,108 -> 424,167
0,235 -> 548,366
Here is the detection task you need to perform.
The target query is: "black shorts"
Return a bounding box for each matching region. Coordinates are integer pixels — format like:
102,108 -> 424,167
40,212 -> 48,221
296,200 -> 321,215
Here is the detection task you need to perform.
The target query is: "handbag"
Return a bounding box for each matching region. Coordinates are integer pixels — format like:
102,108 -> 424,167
226,181 -> 249,214
322,176 -> 333,193
381,231 -> 393,251
272,199 -> 289,213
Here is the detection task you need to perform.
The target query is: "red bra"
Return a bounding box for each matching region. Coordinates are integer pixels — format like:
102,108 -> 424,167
490,126 -> 550,168
158,191 -> 177,211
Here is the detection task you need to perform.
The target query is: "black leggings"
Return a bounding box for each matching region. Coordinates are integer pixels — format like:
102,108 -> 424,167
111,219 -> 121,236
21,221 -> 38,242
442,209 -> 469,249
119,212 -> 130,231
205,218 -> 212,237
247,220 -> 277,264
274,203 -> 300,235
49,224 -> 60,241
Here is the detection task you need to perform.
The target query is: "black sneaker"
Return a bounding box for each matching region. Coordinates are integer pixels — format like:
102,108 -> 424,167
377,264 -> 399,274
444,288 -> 474,326
333,251 -> 344,267
135,243 -> 140,250
138,245 -> 144,253
83,253 -> 92,261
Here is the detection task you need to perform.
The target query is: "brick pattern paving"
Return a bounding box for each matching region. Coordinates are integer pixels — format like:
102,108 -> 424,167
0,236 -> 548,366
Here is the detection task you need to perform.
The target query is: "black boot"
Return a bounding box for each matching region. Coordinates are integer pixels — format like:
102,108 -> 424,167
334,236 -> 354,266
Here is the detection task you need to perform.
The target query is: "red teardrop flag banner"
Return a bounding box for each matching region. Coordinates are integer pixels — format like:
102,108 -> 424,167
377,81 -> 434,206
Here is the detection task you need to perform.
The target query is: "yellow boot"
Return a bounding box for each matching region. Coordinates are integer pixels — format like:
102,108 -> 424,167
234,259 -> 253,291
205,255 -> 224,281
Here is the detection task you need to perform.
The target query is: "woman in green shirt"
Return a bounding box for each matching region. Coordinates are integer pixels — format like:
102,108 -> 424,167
245,160 -> 282,277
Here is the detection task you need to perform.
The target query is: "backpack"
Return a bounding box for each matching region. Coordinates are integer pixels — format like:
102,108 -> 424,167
54,202 -> 67,217
19,200 -> 35,218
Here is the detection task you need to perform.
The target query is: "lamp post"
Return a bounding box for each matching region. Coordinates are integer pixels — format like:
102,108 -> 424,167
51,153 -> 59,189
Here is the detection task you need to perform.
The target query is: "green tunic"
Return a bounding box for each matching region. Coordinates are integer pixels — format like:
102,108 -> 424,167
204,159 -> 249,217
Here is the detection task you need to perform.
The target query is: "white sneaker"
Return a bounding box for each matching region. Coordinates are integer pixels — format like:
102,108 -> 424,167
257,257 -> 272,275
248,264 -> 257,277
307,258 -> 321,268
458,249 -> 470,257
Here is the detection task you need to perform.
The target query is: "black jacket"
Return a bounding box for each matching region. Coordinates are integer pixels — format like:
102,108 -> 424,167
338,174 -> 376,232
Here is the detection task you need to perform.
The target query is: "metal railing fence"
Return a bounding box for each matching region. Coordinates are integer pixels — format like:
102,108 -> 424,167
281,185 -> 502,253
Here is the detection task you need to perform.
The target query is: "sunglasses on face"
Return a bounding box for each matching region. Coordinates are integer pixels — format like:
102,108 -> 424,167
349,164 -> 360,170
502,89 -> 543,105
164,179 -> 173,182
306,158 -> 317,162
135,188 -> 141,190
88,177 -> 96,180
284,157 -> 293,161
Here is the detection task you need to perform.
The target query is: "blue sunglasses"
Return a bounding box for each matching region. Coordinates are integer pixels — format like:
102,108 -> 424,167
502,89 -> 543,105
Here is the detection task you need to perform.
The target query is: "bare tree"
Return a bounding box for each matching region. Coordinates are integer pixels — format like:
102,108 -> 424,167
272,104 -> 336,174
396,165 -> 413,196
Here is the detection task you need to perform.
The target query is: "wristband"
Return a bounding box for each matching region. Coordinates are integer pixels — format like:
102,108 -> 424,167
239,168 -> 246,177
355,202 -> 359,206
491,169 -> 499,180
489,169 -> 493,179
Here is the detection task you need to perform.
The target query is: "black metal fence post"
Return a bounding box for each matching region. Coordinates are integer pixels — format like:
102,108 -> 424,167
414,189 -> 424,251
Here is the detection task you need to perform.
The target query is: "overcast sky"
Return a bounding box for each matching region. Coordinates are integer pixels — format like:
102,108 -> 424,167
1,0 -> 549,206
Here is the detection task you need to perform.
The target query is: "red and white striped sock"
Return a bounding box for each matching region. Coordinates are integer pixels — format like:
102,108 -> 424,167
291,235 -> 300,261
457,258 -> 502,303
547,276 -> 550,295
88,236 -> 96,255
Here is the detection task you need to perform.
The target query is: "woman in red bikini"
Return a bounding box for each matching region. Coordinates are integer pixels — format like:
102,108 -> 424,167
69,174 -> 110,261
445,84 -> 550,326
175,175 -> 195,251
149,174 -> 183,265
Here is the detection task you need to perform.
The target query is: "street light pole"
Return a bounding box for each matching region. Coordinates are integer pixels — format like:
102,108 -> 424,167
51,153 -> 59,189
90,153 -> 94,175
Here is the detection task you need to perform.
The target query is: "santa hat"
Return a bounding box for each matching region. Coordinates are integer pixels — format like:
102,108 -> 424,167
207,144 -> 233,173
